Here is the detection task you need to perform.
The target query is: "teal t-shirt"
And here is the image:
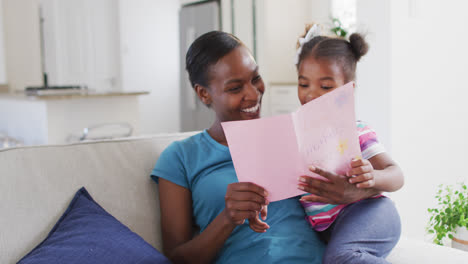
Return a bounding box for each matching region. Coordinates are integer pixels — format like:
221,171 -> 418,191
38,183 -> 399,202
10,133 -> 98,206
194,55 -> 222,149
151,130 -> 324,263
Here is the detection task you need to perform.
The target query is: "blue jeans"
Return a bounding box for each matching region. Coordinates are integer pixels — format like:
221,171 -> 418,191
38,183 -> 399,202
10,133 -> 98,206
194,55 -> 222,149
320,197 -> 401,264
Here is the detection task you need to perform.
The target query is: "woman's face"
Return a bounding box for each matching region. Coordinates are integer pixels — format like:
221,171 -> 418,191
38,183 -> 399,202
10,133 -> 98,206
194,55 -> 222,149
297,56 -> 346,105
202,45 -> 265,122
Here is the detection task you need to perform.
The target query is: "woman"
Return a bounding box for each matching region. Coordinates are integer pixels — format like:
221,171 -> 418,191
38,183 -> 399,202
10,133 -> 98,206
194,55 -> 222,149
151,31 -> 376,263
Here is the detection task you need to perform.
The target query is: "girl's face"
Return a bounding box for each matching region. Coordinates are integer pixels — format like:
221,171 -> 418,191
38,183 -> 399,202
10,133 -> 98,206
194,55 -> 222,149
201,45 -> 265,122
297,56 -> 346,105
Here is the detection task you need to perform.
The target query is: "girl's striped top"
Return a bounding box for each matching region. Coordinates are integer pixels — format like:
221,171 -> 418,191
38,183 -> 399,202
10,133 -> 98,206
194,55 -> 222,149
300,121 -> 385,231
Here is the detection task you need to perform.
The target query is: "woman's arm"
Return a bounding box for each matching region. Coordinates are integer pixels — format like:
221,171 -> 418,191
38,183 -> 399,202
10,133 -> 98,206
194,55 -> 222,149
159,178 -> 269,264
159,178 -> 232,264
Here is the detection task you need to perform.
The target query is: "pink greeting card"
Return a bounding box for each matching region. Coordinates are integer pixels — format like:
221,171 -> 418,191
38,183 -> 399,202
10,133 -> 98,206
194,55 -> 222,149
221,82 -> 361,201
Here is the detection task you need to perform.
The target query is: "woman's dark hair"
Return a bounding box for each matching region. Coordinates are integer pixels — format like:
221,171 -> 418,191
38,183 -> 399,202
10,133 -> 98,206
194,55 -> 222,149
186,31 -> 243,88
296,24 -> 369,82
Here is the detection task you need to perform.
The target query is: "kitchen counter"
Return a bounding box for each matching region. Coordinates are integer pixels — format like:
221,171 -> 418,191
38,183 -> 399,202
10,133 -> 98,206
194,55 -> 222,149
0,90 -> 149,145
0,90 -> 149,100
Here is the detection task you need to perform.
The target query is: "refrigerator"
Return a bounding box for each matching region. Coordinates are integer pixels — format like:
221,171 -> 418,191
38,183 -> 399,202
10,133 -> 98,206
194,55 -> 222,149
179,0 -> 220,132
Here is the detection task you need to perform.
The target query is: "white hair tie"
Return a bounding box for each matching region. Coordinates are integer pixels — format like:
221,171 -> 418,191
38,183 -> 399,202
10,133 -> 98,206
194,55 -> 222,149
294,24 -> 321,65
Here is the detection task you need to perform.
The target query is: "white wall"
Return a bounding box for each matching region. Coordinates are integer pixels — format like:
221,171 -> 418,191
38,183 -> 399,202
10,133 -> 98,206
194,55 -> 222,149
307,0 -> 333,25
313,0 -> 468,243
118,0 -> 180,134
254,0 -> 330,116
2,0 -> 42,90
389,0 -> 468,241
355,0 -> 391,150
262,0 -> 307,84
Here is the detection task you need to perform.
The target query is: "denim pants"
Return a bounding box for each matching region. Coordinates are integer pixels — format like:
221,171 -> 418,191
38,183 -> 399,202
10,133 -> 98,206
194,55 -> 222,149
320,197 -> 401,264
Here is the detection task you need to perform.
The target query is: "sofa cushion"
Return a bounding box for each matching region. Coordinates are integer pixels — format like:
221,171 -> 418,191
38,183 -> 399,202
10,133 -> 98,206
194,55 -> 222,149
0,132 -> 197,263
18,187 -> 171,264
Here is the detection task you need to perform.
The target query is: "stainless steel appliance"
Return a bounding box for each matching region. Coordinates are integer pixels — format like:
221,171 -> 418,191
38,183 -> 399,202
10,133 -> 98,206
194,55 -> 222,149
179,0 -> 220,132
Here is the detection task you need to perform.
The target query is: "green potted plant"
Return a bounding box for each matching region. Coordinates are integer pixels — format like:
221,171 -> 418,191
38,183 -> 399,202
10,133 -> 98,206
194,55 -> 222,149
330,18 -> 348,38
427,182 -> 468,251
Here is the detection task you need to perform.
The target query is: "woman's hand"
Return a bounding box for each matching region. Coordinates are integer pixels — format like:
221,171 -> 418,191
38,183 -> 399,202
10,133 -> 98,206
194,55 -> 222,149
347,158 -> 375,188
224,182 -> 270,232
159,179 -> 270,264
298,166 -> 380,204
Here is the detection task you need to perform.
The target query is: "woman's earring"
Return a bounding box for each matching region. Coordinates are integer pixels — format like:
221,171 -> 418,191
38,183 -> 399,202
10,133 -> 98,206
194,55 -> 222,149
204,98 -> 212,108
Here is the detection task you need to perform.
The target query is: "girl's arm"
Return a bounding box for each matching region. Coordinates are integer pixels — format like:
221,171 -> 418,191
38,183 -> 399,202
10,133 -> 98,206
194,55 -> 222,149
347,153 -> 404,192
159,178 -> 269,264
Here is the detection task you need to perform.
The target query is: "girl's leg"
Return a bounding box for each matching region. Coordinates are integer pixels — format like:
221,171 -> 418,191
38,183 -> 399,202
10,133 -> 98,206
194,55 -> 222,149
321,197 -> 401,264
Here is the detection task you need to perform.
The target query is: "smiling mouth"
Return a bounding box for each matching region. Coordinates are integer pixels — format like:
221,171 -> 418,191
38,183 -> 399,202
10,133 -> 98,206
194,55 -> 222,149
240,103 -> 260,113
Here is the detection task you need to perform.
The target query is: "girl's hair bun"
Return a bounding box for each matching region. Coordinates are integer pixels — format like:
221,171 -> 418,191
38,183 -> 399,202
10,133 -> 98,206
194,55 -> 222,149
349,33 -> 369,61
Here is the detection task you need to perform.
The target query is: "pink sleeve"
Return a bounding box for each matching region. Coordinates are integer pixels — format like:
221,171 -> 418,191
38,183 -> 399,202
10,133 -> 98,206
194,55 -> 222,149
357,121 -> 386,160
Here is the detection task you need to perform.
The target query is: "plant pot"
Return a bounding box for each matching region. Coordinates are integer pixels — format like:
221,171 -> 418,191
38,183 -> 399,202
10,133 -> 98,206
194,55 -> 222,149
452,226 -> 468,252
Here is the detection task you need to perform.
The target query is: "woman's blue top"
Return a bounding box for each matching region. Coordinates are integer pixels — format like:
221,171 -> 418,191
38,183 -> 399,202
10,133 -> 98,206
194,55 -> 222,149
151,130 -> 324,263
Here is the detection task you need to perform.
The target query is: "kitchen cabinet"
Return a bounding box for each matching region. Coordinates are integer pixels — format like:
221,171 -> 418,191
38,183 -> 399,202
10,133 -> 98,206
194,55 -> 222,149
39,0 -> 121,90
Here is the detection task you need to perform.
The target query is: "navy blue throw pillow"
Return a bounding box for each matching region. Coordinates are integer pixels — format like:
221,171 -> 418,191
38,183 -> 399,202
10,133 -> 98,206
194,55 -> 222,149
18,187 -> 171,264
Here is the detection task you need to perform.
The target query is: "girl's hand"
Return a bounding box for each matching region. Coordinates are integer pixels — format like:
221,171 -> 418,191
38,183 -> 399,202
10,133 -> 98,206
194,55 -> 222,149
347,158 -> 375,188
248,205 -> 270,233
298,166 -> 380,204
224,182 -> 270,232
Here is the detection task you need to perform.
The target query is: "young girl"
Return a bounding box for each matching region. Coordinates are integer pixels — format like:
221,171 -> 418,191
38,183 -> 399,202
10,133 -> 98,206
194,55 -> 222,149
295,24 -> 404,263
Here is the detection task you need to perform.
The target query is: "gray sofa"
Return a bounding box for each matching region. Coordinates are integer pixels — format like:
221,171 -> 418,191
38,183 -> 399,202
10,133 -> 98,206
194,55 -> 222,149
1,132 -> 468,263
